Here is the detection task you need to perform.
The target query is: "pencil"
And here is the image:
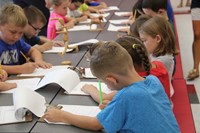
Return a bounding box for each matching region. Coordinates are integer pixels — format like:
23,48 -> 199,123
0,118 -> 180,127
133,10 -> 137,20
0,61 -> 2,75
20,51 -> 29,62
98,80 -> 103,104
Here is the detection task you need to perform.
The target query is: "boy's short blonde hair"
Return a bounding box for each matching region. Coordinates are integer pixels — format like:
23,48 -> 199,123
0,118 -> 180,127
90,41 -> 133,80
0,4 -> 27,27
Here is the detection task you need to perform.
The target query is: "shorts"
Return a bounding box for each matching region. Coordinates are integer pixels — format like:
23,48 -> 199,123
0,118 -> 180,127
191,8 -> 200,20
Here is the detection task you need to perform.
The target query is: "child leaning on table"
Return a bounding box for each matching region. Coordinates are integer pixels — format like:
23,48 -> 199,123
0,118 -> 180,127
44,41 -> 180,132
0,4 -> 52,75
47,0 -> 78,40
82,35 -> 171,103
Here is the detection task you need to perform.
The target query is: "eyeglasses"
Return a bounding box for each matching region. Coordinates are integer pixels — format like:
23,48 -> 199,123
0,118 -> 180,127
28,22 -> 42,33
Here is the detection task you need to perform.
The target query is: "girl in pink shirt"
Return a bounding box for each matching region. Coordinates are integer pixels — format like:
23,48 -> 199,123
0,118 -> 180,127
47,0 -> 77,40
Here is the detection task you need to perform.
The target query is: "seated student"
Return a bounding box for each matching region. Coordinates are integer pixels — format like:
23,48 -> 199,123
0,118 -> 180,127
0,69 -> 17,91
139,16 -> 178,97
67,0 -> 88,22
47,0 -> 78,40
142,0 -> 174,30
0,4 -> 52,74
84,0 -> 107,10
82,36 -> 171,103
44,41 -> 180,132
23,5 -> 54,53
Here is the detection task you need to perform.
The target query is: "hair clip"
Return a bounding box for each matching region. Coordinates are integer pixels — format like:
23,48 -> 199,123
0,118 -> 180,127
132,44 -> 137,49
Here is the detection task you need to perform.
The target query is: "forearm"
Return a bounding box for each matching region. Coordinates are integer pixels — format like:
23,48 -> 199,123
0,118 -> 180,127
88,7 -> 99,13
0,82 -> 16,91
2,65 -> 24,74
62,112 -> 102,131
28,48 -> 43,62
39,36 -> 50,44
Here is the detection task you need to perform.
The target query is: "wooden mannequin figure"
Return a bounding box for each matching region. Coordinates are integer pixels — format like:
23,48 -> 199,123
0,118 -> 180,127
51,18 -> 79,65
90,16 -> 104,31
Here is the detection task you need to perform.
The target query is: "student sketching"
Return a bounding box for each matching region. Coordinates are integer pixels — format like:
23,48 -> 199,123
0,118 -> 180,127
0,4 -> 52,75
23,6 -> 63,53
142,0 -> 175,30
82,36 -> 171,104
0,69 -> 17,91
139,16 -> 178,97
44,41 -> 180,132
47,0 -> 78,40
67,0 -> 88,21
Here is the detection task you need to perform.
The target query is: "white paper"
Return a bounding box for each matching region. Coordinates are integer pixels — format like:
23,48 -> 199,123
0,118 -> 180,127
35,69 -> 80,93
100,6 -> 119,12
107,24 -> 128,31
109,19 -> 129,24
43,47 -> 73,53
17,66 -> 70,77
66,81 -> 112,95
80,18 -> 107,24
45,105 -> 100,125
68,25 -> 97,31
13,88 -> 46,118
82,68 -> 96,79
3,78 -> 41,93
0,106 -> 25,124
114,12 -> 130,16
70,39 -> 99,47
90,13 -> 110,18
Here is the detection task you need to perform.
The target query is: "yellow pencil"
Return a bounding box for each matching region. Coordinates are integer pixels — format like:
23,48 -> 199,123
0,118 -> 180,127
133,10 -> 137,21
0,61 -> 2,75
20,51 -> 29,62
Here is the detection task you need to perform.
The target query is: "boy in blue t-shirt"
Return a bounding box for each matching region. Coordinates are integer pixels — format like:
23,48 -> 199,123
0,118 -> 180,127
0,4 -> 52,74
44,41 -> 180,132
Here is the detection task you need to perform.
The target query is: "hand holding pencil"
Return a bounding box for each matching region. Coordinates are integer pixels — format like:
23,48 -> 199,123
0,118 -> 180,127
20,51 -> 30,62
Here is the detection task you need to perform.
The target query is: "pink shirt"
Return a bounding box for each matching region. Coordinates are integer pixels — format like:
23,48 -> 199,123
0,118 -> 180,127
47,12 -> 67,40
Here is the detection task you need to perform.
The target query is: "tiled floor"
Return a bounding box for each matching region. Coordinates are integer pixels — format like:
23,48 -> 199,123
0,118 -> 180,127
175,13 -> 200,133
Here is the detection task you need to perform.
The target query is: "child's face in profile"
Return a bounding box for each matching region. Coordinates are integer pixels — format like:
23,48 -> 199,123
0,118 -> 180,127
139,32 -> 159,54
0,23 -> 24,45
24,21 -> 44,39
54,1 -> 70,16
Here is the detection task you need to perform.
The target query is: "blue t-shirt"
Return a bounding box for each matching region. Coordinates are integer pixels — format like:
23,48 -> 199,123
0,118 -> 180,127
22,35 -> 40,47
97,75 -> 180,133
0,39 -> 31,65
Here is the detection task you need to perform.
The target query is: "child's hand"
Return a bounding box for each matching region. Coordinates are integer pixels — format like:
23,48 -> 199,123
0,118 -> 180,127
44,109 -> 67,123
6,82 -> 17,90
99,100 -> 110,110
42,42 -> 53,51
21,62 -> 38,74
35,61 -> 52,69
0,70 -> 8,81
81,84 -> 98,94
53,41 -> 64,47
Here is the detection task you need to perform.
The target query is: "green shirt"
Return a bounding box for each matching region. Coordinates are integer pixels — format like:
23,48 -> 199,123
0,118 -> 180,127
78,3 -> 88,12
